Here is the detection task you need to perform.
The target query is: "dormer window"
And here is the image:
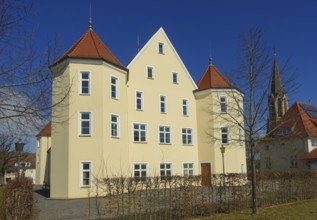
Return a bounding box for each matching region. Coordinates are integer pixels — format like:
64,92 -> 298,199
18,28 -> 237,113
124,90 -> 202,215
158,42 -> 164,54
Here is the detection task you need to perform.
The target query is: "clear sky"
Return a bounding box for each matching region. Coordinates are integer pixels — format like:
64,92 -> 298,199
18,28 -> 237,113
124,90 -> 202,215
33,0 -> 317,105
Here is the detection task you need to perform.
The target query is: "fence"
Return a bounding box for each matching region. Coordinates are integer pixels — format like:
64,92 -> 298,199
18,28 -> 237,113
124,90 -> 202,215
88,170 -> 317,219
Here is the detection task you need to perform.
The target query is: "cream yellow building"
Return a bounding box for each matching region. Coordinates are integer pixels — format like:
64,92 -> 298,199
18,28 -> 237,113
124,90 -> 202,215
36,27 -> 246,199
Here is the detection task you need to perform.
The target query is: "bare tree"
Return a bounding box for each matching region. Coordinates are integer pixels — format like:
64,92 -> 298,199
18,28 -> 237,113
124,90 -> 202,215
0,134 -> 14,182
0,0 -> 69,135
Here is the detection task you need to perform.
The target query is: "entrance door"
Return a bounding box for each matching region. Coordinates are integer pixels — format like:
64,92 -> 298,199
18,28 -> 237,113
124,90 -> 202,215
201,163 -> 211,186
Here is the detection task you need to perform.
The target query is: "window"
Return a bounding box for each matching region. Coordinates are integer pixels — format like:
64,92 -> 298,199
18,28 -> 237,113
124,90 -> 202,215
265,157 -> 271,169
111,76 -> 118,99
183,163 -> 194,176
147,67 -> 153,79
220,96 -> 227,113
80,112 -> 91,136
80,161 -> 92,187
159,126 -> 171,144
182,99 -> 188,116
221,127 -> 228,144
136,91 -> 143,110
158,42 -> 164,54
111,114 -> 119,138
133,123 -> 147,142
160,95 -> 166,113
80,71 -> 90,95
182,128 -> 192,145
134,163 -> 147,181
312,138 -> 317,147
290,156 -> 298,168
160,163 -> 172,181
172,72 -> 178,84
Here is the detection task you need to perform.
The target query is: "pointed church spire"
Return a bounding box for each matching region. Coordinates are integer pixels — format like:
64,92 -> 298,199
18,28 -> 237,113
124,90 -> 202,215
267,53 -> 289,133
88,0 -> 93,29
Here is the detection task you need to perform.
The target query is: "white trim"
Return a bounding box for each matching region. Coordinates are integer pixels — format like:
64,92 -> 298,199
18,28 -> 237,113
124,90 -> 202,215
181,127 -> 193,145
110,113 -> 120,138
182,99 -> 189,116
158,125 -> 172,144
79,160 -> 93,187
158,42 -> 165,54
146,66 -> 154,79
110,75 -> 119,100
172,72 -> 178,84
132,122 -> 148,143
182,162 -> 195,176
78,111 -> 92,136
221,127 -> 229,144
135,90 -> 144,111
132,162 -> 149,178
159,162 -> 173,179
78,70 -> 91,95
159,95 -> 167,113
219,96 -> 227,113
127,27 -> 197,89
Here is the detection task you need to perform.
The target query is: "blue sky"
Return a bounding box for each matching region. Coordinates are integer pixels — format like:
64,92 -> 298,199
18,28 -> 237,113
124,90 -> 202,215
34,0 -> 317,105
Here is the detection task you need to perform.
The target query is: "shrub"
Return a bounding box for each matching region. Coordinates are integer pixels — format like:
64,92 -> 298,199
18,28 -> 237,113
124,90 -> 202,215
0,177 -> 33,220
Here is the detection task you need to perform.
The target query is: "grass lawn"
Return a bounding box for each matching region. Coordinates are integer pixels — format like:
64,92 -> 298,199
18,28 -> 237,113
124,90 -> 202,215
202,199 -> 317,220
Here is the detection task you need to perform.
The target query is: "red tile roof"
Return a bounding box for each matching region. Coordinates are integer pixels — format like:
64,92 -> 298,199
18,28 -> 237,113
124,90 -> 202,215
197,64 -> 235,90
270,102 -> 317,137
37,122 -> 51,137
300,148 -> 317,160
50,28 -> 126,70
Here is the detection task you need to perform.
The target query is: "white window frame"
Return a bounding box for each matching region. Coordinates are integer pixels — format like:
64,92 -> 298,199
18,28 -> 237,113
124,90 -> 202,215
110,114 -> 120,138
159,125 -> 171,144
182,99 -> 188,116
172,72 -> 178,84
312,138 -> 317,147
160,163 -> 172,180
79,112 -> 92,136
221,127 -> 229,144
133,123 -> 147,143
110,76 -> 119,99
136,91 -> 143,110
133,163 -> 148,181
160,95 -> 167,113
80,161 -> 92,187
220,96 -> 227,113
158,42 -> 164,54
183,163 -> 194,176
182,128 -> 193,145
79,71 -> 90,95
147,66 -> 154,79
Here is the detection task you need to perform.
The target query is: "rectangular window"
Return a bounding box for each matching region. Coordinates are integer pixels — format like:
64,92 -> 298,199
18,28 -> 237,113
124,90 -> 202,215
80,112 -> 91,136
220,96 -> 227,113
312,138 -> 317,147
182,128 -> 192,145
81,161 -> 92,187
80,71 -> 90,95
158,42 -> 164,54
133,123 -> 147,142
159,126 -> 171,144
136,91 -> 143,110
221,127 -> 228,144
147,67 -> 153,79
111,76 -> 118,99
160,163 -> 172,181
160,95 -> 166,113
172,72 -> 178,84
134,163 -> 147,181
183,163 -> 194,176
182,99 -> 188,116
111,114 -> 119,138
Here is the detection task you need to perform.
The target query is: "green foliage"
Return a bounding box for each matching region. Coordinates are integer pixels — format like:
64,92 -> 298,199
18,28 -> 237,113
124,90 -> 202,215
0,177 -> 33,220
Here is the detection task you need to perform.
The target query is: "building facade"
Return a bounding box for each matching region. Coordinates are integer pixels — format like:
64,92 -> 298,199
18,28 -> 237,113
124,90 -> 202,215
36,27 -> 246,199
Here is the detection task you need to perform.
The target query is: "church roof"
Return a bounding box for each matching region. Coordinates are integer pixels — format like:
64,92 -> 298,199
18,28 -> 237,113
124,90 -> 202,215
50,28 -> 126,70
36,122 -> 51,137
270,55 -> 285,95
196,64 -> 235,90
269,102 -> 317,138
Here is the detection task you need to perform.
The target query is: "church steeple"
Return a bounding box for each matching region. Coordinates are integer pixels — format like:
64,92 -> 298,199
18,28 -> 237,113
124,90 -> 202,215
267,54 -> 288,133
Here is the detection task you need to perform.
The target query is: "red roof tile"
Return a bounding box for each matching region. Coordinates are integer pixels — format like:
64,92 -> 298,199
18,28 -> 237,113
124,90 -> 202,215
197,65 -> 234,90
37,122 -> 51,137
51,28 -> 126,70
270,102 -> 317,137
300,148 -> 317,160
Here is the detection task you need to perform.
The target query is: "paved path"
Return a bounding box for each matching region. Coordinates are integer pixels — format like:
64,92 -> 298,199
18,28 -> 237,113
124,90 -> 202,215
32,186 -> 106,220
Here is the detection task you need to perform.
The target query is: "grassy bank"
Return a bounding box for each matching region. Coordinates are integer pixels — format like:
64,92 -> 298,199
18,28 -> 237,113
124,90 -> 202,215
203,199 -> 317,220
